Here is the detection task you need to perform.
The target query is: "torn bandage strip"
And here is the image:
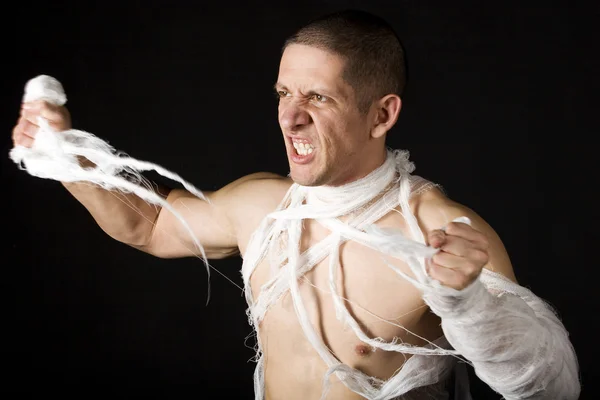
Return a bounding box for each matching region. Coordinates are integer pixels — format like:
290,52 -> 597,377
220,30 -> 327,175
10,75 -> 214,302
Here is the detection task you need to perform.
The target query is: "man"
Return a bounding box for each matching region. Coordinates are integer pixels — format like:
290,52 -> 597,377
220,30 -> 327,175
12,9 -> 580,400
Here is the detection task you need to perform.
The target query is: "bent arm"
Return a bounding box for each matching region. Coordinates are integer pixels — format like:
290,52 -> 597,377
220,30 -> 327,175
416,190 -> 581,399
431,274 -> 581,399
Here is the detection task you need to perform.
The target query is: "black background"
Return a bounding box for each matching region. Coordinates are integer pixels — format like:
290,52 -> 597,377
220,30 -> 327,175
2,1 -> 597,398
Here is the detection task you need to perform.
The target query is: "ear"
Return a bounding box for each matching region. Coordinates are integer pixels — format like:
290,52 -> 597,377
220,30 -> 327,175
370,94 -> 402,139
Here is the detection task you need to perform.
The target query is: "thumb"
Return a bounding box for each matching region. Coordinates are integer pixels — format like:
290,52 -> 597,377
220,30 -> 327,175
428,229 -> 446,249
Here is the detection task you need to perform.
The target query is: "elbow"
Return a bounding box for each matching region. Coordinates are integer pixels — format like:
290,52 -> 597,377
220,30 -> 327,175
505,344 -> 581,400
542,350 -> 581,400
100,219 -> 155,248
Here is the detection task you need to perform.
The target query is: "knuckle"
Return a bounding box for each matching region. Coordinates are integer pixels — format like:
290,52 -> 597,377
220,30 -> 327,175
468,249 -> 488,265
481,238 -> 490,250
17,119 -> 28,132
467,265 -> 481,278
428,232 -> 441,245
427,263 -> 441,279
12,123 -> 21,136
470,269 -> 481,282
475,232 -> 488,245
40,100 -> 56,111
23,111 -> 38,123
14,134 -> 29,147
25,124 -> 38,136
427,231 -> 436,243
477,249 -> 489,264
445,222 -> 459,234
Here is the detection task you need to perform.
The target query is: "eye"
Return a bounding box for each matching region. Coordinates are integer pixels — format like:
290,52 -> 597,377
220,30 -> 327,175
311,94 -> 327,103
276,90 -> 291,98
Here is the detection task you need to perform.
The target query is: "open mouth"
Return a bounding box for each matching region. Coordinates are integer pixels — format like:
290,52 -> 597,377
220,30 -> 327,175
288,138 -> 316,164
292,140 -> 314,156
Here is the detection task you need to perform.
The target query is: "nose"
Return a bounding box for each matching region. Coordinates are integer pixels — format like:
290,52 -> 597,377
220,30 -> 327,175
279,100 -> 311,131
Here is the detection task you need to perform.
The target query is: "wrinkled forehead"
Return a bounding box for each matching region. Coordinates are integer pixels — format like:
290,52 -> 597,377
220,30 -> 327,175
277,44 -> 352,97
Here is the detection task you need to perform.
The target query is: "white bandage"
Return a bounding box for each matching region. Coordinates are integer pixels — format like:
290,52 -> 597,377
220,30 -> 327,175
10,75 -> 214,302
423,273 -> 581,399
23,74 -> 67,105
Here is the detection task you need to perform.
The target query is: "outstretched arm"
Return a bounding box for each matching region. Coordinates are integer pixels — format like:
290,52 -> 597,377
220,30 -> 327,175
12,99 -> 282,261
415,188 -> 581,399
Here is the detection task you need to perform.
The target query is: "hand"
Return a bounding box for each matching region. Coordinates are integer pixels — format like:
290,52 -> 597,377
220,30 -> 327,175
12,100 -> 71,148
426,220 -> 490,290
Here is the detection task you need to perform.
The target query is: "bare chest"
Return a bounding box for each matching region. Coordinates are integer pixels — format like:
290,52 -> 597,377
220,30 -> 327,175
248,216 -> 443,382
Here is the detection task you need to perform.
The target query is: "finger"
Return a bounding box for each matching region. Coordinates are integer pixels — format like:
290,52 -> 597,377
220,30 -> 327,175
40,104 -> 66,124
13,132 -> 34,148
443,221 -> 488,247
427,229 -> 447,249
438,234 -> 489,259
18,117 -> 40,138
14,116 -> 34,137
431,251 -> 482,278
23,101 -> 65,122
22,99 -> 55,111
426,259 -> 469,290
21,109 -> 57,134
22,106 -> 59,124
20,108 -> 41,125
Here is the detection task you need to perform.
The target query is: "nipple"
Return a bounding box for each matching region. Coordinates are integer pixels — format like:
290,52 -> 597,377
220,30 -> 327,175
355,344 -> 374,357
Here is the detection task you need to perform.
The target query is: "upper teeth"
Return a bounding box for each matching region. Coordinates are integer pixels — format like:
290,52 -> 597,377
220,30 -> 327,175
293,141 -> 314,156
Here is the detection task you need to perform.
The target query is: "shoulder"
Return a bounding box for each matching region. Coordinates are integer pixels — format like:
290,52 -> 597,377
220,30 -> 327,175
410,184 -> 468,231
410,180 -> 518,282
215,171 -> 293,228
408,176 -> 486,237
220,171 -> 293,201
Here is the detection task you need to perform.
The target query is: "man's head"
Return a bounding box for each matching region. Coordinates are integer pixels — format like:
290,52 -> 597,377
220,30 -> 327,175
276,10 -> 406,187
284,9 -> 407,114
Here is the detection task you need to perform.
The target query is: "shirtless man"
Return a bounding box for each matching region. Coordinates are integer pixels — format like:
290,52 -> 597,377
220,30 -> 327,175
12,9 -> 579,400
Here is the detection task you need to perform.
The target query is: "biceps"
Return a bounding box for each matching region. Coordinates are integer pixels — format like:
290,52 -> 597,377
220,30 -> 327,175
415,192 -> 518,284
142,189 -> 239,259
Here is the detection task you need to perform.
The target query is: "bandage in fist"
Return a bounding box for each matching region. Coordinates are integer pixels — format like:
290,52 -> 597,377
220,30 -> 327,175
426,219 -> 490,290
12,100 -> 71,148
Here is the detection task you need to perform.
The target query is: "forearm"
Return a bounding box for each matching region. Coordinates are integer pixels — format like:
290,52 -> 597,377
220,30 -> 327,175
61,178 -> 170,246
423,277 -> 581,399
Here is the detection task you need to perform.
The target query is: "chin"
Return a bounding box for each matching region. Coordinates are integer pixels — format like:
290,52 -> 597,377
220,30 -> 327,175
287,152 -> 330,186
291,170 -> 330,187
289,169 -> 317,187
289,174 -> 312,186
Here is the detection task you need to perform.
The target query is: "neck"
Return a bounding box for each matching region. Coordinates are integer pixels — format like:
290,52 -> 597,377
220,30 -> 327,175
326,147 -> 388,187
302,149 -> 398,209
269,148 -> 415,221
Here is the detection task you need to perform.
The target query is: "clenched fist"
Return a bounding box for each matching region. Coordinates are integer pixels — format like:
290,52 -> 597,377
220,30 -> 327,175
426,220 -> 490,290
12,100 -> 71,148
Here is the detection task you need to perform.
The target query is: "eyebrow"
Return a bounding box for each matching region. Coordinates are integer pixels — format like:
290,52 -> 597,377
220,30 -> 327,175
273,83 -> 338,98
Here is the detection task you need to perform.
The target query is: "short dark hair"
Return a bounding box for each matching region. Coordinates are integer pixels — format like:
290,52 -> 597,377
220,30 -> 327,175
283,9 -> 406,113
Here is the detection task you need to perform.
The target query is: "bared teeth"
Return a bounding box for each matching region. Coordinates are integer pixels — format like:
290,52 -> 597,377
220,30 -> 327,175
292,141 -> 314,156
